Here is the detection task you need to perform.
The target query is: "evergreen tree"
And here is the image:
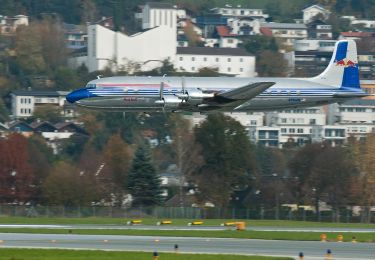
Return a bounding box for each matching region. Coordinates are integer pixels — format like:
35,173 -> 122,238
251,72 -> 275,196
127,143 -> 163,207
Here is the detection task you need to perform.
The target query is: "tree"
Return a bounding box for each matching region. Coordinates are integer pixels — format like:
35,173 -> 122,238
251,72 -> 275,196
256,50 -> 288,77
194,113 -> 256,207
102,133 -> 133,204
43,161 -> 98,207
243,35 -> 279,55
169,114 -> 203,206
354,134 -> 375,222
0,134 -> 35,203
27,135 -> 54,203
127,143 -> 163,207
32,104 -> 62,123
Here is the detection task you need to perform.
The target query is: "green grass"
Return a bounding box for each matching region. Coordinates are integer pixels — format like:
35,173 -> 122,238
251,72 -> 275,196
1,217 -> 375,228
0,249 -> 292,260
0,228 -> 373,243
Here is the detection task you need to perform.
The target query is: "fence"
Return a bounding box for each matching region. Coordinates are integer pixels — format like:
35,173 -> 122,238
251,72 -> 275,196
0,205 -> 373,223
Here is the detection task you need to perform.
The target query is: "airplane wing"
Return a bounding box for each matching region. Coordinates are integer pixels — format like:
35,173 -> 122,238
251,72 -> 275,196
216,82 -> 275,101
196,82 -> 275,111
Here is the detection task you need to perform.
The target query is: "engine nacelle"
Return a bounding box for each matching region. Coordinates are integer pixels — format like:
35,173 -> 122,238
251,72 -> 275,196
155,95 -> 182,108
178,89 -> 214,105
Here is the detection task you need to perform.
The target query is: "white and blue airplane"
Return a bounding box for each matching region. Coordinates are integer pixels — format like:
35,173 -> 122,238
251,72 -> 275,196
66,40 -> 367,112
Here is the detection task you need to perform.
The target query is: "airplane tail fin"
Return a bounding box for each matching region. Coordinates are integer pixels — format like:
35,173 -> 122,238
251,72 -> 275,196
310,40 -> 360,89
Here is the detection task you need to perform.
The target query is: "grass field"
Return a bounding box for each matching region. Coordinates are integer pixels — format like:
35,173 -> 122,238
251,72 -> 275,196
0,228 -> 373,243
0,217 -> 375,228
0,249 -> 292,260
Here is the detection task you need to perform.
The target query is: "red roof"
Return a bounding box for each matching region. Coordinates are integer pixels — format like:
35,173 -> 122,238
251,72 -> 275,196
260,27 -> 273,37
216,26 -> 237,37
341,32 -> 374,38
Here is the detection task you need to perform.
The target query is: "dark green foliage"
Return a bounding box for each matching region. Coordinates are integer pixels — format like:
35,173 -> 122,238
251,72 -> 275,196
194,113 -> 256,206
127,143 -> 164,206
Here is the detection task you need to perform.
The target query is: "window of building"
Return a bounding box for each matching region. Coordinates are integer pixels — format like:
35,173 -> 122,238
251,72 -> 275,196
216,57 -> 219,62
250,120 -> 257,125
191,57 -> 195,61
240,58 -> 243,62
228,67 -> 231,72
240,68 -> 243,72
289,128 -> 295,133
297,128 -> 304,133
179,57 -> 183,61
227,57 -> 231,62
281,128 -> 287,133
228,39 -> 233,43
191,67 -> 195,71
281,118 -> 287,123
203,57 -> 207,62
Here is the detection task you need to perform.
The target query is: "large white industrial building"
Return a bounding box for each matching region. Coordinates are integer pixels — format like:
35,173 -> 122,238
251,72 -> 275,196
86,24 -> 176,72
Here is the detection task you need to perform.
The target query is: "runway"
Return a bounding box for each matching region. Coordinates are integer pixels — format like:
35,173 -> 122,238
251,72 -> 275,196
0,233 -> 374,260
0,224 -> 374,233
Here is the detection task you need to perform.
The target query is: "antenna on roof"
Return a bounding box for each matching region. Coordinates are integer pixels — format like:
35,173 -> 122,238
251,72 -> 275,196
97,75 -> 103,79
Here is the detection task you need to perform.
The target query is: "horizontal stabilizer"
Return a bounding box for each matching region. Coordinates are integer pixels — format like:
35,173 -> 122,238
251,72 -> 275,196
217,82 -> 275,101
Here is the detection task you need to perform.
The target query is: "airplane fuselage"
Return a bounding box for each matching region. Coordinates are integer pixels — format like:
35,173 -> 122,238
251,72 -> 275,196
68,76 -> 364,112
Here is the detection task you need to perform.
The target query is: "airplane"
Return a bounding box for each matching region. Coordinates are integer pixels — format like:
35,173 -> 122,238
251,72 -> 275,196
66,40 -> 368,112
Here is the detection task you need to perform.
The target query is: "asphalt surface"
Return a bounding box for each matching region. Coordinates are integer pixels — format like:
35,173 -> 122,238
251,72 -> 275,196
0,224 -> 375,233
0,233 -> 374,260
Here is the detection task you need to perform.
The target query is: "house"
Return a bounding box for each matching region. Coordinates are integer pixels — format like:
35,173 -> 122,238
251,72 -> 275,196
266,108 -> 326,147
294,39 -> 336,52
302,5 -> 330,24
339,31 -> 375,41
9,90 -> 70,119
214,25 -> 240,48
175,47 -> 255,77
259,22 -> 308,47
210,6 -> 269,20
7,121 -> 34,137
227,17 -> 257,36
307,20 -> 332,39
63,23 -> 88,49
0,15 -> 29,35
288,50 -> 375,78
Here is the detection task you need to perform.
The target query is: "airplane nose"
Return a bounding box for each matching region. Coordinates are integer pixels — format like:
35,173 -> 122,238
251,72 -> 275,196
66,88 -> 89,103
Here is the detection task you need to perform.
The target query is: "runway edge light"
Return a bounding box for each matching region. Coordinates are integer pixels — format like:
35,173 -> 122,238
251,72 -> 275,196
153,251 -> 159,260
299,252 -> 304,260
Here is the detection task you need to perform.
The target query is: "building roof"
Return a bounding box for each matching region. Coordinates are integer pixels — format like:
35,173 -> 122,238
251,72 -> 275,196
11,90 -> 68,97
302,4 -> 329,13
146,2 -> 175,9
260,27 -> 273,36
261,22 -> 307,30
216,25 -> 237,37
177,47 -> 252,56
341,32 -> 374,37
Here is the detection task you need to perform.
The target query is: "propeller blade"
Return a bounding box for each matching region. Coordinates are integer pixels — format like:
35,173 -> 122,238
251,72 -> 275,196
160,81 -> 164,100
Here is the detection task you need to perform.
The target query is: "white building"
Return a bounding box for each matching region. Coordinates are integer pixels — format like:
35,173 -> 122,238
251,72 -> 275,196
266,108 -> 326,146
302,5 -> 330,24
211,6 -> 269,20
175,47 -> 255,77
249,126 -> 280,147
10,90 -> 70,118
141,2 -> 178,30
85,24 -> 176,72
259,22 -> 308,46
351,19 -> 375,28
294,39 -> 336,52
227,18 -> 257,36
0,15 -> 28,35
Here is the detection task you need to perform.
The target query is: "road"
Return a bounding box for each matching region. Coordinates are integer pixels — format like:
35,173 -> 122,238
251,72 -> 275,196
0,233 -> 374,260
0,224 -> 375,233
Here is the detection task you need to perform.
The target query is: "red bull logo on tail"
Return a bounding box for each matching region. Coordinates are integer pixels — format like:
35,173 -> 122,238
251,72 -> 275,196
335,58 -> 357,68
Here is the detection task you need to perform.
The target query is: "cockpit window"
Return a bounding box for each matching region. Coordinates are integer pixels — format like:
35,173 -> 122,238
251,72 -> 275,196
85,83 -> 96,89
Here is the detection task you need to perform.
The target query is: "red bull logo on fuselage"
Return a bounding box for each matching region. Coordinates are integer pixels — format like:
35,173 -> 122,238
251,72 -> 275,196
335,58 -> 357,68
